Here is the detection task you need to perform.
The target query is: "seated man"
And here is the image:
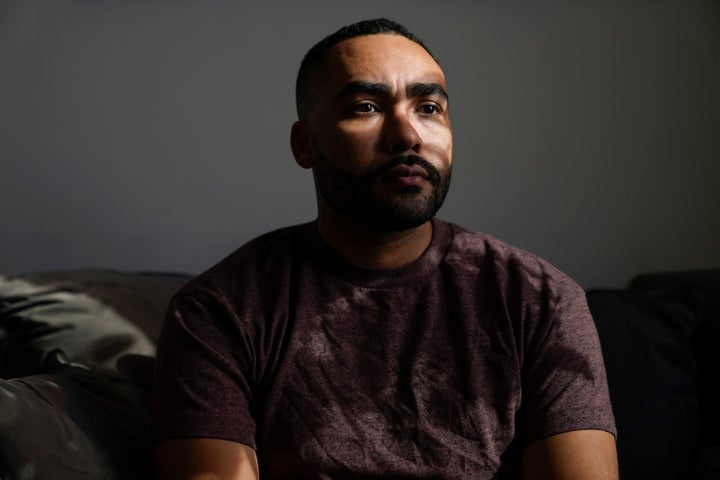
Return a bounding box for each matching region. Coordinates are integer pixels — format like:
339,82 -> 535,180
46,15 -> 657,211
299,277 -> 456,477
152,18 -> 618,480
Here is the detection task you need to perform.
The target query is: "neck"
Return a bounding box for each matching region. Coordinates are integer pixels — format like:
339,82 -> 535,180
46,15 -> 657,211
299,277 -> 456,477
316,208 -> 433,269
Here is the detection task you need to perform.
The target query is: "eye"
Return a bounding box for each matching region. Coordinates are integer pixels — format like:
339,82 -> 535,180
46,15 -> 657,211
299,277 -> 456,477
417,103 -> 442,115
350,102 -> 379,113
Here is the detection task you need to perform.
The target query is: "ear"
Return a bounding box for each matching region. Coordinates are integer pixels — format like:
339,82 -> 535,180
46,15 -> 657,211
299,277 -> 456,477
290,120 -> 314,169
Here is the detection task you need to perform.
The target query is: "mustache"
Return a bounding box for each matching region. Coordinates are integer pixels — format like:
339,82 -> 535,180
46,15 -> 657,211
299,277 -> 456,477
368,155 -> 442,184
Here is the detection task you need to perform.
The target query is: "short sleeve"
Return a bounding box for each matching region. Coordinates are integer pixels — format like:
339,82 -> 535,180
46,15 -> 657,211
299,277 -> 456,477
151,288 -> 258,449
519,275 -> 616,443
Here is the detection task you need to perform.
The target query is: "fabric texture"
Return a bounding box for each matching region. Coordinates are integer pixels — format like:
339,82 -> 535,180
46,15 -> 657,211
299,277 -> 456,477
8,270 -> 192,344
629,269 -> 720,480
0,366 -> 155,480
631,270 -> 720,444
0,270 -> 189,480
0,274 -> 156,378
587,287 -> 703,480
153,219 -> 616,479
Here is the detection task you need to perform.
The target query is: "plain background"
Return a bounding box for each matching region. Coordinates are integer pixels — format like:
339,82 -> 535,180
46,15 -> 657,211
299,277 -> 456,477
1,0 -> 718,288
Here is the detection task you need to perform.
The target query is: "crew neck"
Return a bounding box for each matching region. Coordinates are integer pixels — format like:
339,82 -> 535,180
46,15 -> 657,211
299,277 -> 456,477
304,218 -> 452,289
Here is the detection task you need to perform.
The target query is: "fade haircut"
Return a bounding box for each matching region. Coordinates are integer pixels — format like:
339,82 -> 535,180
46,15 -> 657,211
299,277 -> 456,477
295,18 -> 436,120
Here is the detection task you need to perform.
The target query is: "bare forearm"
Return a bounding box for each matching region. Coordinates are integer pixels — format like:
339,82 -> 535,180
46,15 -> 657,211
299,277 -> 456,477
522,430 -> 618,480
155,438 -> 259,480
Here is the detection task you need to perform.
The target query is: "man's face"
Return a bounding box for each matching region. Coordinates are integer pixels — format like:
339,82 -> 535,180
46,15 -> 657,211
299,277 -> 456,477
301,34 -> 453,231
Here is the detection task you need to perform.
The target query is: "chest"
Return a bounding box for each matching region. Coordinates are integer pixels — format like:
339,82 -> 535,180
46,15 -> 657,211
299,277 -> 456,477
254,278 -> 523,478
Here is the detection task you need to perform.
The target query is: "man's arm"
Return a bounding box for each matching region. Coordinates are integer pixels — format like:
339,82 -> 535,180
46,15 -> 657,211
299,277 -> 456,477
155,438 -> 259,480
522,429 -> 618,480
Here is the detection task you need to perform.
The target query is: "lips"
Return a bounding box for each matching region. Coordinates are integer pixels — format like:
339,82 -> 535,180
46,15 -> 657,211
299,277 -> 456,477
382,164 -> 429,180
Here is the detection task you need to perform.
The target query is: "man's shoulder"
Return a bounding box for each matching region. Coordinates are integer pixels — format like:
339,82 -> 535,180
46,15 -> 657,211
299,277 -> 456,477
438,219 -> 581,292
439,218 -> 544,265
178,222 -> 314,296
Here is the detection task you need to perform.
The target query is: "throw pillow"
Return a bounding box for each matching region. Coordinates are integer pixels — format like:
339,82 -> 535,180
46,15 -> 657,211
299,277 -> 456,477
587,287 -> 703,480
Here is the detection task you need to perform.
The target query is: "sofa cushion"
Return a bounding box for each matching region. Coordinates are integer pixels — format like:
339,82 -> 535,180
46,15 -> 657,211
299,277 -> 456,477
631,269 -> 720,443
0,270 -> 191,378
0,269 -> 191,479
9,270 -> 192,344
630,269 -> 720,478
0,366 -> 154,479
587,287 -> 703,480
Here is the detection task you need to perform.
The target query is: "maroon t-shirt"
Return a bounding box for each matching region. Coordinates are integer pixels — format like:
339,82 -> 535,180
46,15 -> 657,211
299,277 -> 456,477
152,219 -> 615,479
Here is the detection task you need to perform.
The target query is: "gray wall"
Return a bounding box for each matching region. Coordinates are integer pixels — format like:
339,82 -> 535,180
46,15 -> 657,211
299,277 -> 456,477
1,0 -> 719,288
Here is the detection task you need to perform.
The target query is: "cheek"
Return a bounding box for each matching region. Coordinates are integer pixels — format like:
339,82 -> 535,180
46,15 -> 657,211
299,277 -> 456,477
445,133 -> 453,163
314,124 -> 379,172
423,125 -> 453,166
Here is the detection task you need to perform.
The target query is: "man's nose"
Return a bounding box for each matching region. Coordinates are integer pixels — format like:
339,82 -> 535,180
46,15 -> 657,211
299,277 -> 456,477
383,110 -> 421,154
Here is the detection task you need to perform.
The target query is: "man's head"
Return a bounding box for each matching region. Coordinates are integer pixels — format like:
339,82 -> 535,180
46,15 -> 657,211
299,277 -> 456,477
291,19 -> 453,232
295,18 -> 436,121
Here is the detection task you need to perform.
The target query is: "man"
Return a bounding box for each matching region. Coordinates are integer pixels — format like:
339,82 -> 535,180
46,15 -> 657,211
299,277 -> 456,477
152,18 -> 618,479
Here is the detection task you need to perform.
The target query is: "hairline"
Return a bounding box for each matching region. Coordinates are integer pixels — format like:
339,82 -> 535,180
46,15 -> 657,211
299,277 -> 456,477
295,20 -> 438,120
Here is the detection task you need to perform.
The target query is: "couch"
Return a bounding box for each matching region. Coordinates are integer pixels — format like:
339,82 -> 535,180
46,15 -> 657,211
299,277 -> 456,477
587,268 -> 720,479
1,267 -> 718,479
0,270 -> 192,479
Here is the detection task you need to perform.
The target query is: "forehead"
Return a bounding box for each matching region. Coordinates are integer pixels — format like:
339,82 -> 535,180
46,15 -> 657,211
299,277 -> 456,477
321,34 -> 447,91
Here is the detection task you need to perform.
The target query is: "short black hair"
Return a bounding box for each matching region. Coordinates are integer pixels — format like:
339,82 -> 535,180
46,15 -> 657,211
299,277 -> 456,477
295,18 -> 436,119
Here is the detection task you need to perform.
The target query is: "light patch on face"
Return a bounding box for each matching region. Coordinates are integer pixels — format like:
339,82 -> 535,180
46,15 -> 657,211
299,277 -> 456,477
302,34 -> 453,232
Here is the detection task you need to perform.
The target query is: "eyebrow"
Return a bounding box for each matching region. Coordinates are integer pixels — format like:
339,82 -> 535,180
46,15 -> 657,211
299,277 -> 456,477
408,83 -> 449,104
336,81 -> 390,100
336,80 -> 449,104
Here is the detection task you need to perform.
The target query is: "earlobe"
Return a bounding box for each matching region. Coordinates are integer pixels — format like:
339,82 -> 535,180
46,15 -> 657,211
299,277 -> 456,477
290,121 -> 314,169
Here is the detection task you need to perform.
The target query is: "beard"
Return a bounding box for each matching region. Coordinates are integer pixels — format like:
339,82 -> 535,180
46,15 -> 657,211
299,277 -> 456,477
312,152 -> 451,232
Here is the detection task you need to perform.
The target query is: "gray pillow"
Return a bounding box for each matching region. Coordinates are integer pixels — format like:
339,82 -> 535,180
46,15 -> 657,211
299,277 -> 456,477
0,270 -> 191,479
0,274 -> 155,377
0,270 -> 191,378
